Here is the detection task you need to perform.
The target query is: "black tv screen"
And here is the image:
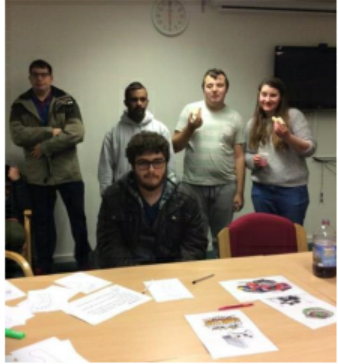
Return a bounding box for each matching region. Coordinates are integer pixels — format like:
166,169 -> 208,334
274,45 -> 336,110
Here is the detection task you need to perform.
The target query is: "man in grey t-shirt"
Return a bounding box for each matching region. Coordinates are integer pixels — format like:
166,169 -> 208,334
172,68 -> 245,257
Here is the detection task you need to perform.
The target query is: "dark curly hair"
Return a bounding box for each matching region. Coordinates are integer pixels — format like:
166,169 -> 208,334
126,131 -> 170,165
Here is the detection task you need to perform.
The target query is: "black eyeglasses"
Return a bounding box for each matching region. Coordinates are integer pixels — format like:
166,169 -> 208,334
135,159 -> 166,170
30,72 -> 51,79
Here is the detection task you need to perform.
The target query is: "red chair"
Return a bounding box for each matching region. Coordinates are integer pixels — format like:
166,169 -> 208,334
217,212 -> 308,258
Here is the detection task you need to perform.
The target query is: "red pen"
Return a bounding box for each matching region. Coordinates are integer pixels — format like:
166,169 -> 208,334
218,302 -> 254,311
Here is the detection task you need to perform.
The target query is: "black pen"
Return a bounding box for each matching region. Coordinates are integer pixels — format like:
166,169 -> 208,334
192,274 -> 215,284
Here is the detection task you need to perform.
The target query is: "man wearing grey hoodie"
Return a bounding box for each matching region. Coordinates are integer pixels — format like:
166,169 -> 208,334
98,82 -> 176,196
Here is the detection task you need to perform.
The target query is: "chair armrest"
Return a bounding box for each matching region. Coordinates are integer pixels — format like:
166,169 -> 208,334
217,227 -> 232,259
23,209 -> 32,265
294,223 -> 308,252
5,250 -> 34,277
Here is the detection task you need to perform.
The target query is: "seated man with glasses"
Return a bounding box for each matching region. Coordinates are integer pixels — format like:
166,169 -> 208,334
97,131 -> 208,268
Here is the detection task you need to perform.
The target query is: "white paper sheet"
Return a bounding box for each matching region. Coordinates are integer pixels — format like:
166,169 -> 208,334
220,275 -> 305,302
18,285 -> 78,313
185,310 -> 278,359
66,284 -> 151,325
55,272 -> 112,294
11,337 -> 88,363
261,292 -> 336,329
5,305 -> 34,328
144,278 -> 194,302
45,285 -> 79,300
5,280 -> 26,301
58,340 -> 89,362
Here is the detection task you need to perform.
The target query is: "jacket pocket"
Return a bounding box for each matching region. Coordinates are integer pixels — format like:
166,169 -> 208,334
111,211 -> 135,232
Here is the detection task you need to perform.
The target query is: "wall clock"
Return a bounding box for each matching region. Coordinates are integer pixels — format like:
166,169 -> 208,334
152,0 -> 189,37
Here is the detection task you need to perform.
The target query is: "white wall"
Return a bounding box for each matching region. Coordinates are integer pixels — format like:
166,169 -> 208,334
5,0 -> 336,260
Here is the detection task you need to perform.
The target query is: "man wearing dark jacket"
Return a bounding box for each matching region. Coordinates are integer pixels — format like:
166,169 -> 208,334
9,59 -> 92,274
97,131 -> 208,268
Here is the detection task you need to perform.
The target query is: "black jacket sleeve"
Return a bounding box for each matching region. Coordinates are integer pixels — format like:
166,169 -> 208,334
179,187 -> 208,261
96,190 -> 135,268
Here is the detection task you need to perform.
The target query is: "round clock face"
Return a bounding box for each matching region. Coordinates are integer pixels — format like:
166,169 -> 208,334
152,0 -> 189,37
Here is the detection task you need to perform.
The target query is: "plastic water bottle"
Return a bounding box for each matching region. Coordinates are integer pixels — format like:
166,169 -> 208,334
312,219 -> 336,278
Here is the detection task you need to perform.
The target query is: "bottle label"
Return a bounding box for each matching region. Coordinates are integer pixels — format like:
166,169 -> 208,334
313,244 -> 336,268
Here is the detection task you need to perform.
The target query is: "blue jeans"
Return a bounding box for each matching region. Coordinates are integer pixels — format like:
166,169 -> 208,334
29,181 -> 92,273
251,182 -> 309,226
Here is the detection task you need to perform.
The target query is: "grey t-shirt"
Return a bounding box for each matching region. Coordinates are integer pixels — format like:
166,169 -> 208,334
175,101 -> 244,185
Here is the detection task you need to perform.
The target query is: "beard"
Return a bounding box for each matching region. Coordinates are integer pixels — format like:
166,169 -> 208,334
129,108 -> 146,123
136,171 -> 166,191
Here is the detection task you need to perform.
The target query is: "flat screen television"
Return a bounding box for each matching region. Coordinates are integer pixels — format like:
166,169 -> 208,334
274,45 -> 336,110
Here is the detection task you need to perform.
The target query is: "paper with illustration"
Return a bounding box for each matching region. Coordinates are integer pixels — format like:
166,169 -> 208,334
5,280 -> 26,301
185,310 -> 278,359
18,285 -> 78,313
261,292 -> 336,329
220,275 -> 305,302
10,337 -> 88,363
5,305 -> 34,329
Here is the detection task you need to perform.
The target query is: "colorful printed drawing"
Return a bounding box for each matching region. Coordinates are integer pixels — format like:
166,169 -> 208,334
237,279 -> 291,293
204,315 -> 242,331
303,307 -> 334,319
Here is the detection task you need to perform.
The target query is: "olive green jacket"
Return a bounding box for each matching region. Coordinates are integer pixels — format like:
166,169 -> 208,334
10,86 -> 84,185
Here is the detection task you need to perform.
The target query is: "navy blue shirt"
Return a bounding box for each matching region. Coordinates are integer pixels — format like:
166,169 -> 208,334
32,92 -> 52,126
142,198 -> 161,227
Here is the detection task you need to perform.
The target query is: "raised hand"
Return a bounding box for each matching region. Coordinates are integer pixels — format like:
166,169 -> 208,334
188,108 -> 202,130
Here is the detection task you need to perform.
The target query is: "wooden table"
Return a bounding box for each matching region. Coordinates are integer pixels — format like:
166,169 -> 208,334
5,252 -> 336,362
262,252 -> 336,304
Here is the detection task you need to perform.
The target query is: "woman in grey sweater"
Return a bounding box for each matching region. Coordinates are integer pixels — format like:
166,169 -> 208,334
245,77 -> 316,225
